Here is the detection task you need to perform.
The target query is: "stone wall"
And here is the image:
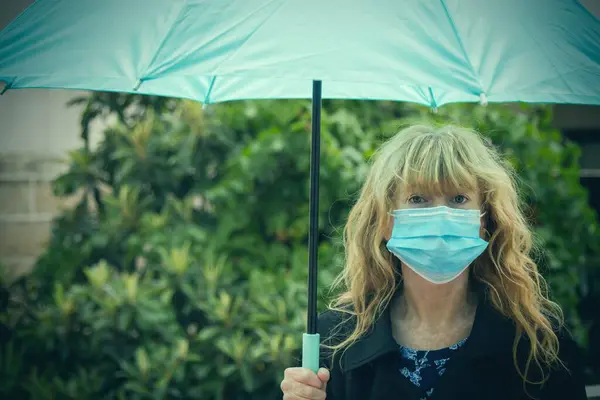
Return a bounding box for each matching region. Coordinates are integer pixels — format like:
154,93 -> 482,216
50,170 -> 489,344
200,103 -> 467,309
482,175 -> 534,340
0,153 -> 76,281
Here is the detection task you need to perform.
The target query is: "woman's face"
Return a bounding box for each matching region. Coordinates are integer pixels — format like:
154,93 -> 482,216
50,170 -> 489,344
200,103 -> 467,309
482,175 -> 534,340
384,186 -> 487,240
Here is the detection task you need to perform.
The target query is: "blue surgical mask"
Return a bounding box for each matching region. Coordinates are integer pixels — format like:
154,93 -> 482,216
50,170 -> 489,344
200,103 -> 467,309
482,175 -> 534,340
386,206 -> 488,284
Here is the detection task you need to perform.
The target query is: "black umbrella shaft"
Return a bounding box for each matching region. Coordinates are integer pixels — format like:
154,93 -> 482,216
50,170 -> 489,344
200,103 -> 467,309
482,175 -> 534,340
307,80 -> 322,334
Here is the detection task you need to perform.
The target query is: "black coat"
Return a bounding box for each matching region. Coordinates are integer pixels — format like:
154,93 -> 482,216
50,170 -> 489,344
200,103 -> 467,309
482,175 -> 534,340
317,294 -> 587,400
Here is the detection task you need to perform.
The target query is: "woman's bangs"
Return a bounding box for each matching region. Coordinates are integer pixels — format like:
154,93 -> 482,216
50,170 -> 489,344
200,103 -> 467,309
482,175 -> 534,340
398,136 -> 478,195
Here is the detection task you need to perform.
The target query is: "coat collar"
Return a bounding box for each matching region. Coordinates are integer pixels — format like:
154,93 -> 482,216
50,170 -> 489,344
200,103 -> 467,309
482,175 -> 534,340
340,289 -> 517,372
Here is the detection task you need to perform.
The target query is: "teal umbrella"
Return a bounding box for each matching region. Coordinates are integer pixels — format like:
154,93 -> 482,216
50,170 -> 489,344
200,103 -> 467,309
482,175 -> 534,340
1,0 -> 599,373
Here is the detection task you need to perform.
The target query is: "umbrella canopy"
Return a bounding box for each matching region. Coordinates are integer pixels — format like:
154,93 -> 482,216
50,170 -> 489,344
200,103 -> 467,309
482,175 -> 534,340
2,0 -> 600,373
1,0 -> 600,105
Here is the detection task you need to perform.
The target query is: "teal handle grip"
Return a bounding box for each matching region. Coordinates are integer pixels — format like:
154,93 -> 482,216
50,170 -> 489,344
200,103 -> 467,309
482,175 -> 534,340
302,333 -> 320,373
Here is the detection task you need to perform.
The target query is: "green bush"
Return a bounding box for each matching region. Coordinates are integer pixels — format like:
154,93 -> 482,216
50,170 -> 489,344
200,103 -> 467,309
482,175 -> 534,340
1,96 -> 599,399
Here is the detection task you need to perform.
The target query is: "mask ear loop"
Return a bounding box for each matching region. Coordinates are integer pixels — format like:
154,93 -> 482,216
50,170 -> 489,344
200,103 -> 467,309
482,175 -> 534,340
472,206 -> 492,286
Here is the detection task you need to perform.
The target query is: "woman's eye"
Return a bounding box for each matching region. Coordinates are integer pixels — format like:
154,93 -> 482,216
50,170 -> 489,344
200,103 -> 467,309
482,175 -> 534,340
408,195 -> 426,204
452,195 -> 468,204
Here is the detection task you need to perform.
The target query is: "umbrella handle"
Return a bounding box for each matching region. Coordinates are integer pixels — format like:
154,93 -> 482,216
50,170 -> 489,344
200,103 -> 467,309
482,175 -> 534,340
301,333 -> 320,373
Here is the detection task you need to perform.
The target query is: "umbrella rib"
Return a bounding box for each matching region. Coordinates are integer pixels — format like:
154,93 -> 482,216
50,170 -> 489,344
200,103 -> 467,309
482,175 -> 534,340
438,0 -> 483,95
209,0 -> 287,77
516,20 -> 576,95
203,76 -> 217,104
0,79 -> 13,95
136,0 -> 190,86
145,0 -> 284,80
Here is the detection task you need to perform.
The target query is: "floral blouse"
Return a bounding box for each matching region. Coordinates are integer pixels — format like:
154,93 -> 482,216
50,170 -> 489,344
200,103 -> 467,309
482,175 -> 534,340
398,337 -> 468,400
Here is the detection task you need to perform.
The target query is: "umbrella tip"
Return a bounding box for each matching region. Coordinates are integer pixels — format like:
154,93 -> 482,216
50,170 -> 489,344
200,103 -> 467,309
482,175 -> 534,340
427,87 -> 438,113
479,92 -> 488,107
133,79 -> 142,91
0,80 -> 12,95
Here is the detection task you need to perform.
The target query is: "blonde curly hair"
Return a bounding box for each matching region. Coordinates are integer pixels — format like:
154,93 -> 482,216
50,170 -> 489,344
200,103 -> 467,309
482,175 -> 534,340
326,124 -> 563,383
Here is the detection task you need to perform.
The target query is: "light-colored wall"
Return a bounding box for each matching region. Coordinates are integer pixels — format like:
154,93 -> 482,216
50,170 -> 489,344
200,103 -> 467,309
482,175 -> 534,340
0,89 -> 107,280
0,96 -> 109,279
0,89 -> 102,156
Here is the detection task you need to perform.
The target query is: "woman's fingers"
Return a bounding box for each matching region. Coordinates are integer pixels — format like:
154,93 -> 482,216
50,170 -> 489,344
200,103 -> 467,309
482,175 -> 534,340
281,367 -> 329,399
317,368 -> 330,388
284,367 -> 325,388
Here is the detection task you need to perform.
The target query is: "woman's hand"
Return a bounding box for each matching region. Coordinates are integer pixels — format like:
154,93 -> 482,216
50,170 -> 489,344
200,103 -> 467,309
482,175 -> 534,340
281,367 -> 330,399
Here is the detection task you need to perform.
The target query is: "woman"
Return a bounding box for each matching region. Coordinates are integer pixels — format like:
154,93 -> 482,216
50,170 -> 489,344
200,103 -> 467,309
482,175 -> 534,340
280,125 -> 587,400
